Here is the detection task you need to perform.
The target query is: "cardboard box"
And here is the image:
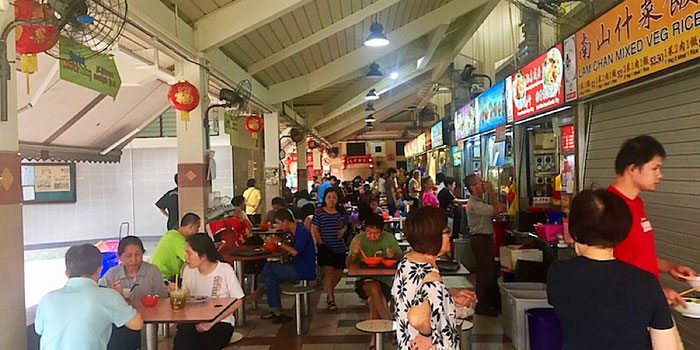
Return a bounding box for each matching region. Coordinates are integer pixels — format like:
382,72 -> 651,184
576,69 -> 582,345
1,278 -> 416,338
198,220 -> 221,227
500,245 -> 543,270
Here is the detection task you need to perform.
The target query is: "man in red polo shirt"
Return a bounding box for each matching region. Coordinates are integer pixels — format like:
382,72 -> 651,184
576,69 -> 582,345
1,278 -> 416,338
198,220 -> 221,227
609,135 -> 697,307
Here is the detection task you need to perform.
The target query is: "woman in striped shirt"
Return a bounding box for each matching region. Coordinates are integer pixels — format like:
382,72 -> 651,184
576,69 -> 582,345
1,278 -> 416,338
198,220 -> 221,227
311,187 -> 349,311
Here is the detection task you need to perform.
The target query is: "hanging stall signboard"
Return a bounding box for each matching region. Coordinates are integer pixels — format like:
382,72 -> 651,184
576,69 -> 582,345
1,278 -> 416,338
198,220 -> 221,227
576,0 -> 700,97
510,44 -> 565,121
561,124 -> 575,152
454,100 -> 478,140
416,133 -> 426,154
431,120 -> 444,148
476,80 -> 508,132
58,36 -> 121,98
564,35 -> 578,102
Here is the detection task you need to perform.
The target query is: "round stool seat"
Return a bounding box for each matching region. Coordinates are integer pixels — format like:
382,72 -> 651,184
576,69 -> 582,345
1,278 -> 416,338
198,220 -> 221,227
355,320 -> 395,334
460,320 -> 473,331
281,285 -> 315,295
229,332 -> 244,344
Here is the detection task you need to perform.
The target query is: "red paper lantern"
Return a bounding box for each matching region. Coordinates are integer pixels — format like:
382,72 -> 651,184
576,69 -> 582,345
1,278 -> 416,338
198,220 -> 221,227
167,81 -> 200,129
244,115 -> 264,144
14,0 -> 58,94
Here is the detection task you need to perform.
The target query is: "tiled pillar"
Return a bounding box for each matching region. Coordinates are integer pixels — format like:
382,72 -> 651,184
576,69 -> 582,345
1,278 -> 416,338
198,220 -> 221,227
176,62 -> 210,222
296,138 -> 308,191
0,8 -> 27,349
263,113 -> 280,203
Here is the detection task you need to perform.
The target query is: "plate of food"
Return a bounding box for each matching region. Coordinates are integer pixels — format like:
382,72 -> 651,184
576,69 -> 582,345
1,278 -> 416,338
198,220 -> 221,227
542,48 -> 563,88
673,291 -> 700,318
187,295 -> 209,304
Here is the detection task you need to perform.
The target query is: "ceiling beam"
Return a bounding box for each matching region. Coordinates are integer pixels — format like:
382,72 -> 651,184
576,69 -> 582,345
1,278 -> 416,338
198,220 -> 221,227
194,0 -> 312,52
418,24 -> 449,70
431,0 -> 500,81
246,0 -> 402,74
127,0 -> 272,108
267,0 -> 489,104
327,93 -> 421,143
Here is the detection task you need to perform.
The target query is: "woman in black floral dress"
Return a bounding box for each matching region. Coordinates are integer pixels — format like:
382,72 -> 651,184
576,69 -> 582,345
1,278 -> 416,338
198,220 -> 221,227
392,206 -> 477,350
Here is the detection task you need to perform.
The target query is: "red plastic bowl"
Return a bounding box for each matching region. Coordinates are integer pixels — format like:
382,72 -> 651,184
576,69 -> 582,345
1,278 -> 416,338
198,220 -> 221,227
362,256 -> 383,266
140,295 -> 160,307
259,223 -> 270,230
263,242 -> 278,252
382,259 -> 397,267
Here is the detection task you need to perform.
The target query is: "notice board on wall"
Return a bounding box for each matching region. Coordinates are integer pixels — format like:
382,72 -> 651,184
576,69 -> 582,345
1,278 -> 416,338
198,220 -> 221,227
21,163 -> 77,204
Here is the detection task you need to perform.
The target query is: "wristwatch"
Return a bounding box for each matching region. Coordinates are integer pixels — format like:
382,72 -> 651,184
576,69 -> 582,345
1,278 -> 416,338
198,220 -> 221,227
277,241 -> 283,248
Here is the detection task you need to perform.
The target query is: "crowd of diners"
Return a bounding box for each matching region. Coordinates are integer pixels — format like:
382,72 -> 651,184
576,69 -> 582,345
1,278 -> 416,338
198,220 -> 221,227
34,135 -> 698,350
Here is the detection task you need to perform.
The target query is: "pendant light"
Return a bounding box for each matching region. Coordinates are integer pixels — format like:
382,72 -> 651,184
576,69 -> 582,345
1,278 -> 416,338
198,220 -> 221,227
365,114 -> 376,123
366,62 -> 383,78
365,102 -> 376,113
365,88 -> 379,100
364,22 -> 390,47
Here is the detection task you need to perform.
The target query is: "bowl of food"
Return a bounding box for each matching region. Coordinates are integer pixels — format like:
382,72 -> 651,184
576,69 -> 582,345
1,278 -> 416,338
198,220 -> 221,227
381,259 -> 397,268
259,223 -> 270,230
362,256 -> 383,267
673,295 -> 700,319
140,294 -> 160,307
263,242 -> 278,252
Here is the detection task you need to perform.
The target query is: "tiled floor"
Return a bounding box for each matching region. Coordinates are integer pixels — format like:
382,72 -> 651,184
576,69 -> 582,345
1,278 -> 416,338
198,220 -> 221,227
157,275 -> 516,350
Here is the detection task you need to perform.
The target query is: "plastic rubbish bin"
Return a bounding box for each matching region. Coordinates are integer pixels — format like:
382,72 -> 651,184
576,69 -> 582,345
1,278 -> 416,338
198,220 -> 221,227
527,308 -> 563,350
503,290 -> 551,350
499,282 -> 547,335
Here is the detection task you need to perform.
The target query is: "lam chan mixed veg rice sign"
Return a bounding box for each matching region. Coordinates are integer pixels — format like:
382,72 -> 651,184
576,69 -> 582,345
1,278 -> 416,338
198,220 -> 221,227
576,0 -> 700,97
509,44 -> 564,122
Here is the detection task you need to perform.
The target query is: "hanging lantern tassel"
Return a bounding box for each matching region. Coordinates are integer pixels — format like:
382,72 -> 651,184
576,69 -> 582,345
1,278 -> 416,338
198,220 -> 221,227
167,81 -> 199,132
20,54 -> 37,95
251,132 -> 258,147
244,115 -> 264,148
15,0 -> 60,95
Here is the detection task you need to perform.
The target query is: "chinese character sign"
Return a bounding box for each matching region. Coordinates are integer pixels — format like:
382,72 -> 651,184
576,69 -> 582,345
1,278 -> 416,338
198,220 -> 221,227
511,45 -> 565,121
576,0 -> 700,97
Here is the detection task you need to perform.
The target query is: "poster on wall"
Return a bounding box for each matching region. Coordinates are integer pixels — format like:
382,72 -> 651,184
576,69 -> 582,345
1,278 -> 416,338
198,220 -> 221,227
451,146 -> 462,167
21,163 -> 76,203
454,101 -> 478,140
564,35 -> 578,102
431,121 -> 444,148
511,44 -> 564,121
476,80 -> 507,132
576,0 -> 700,98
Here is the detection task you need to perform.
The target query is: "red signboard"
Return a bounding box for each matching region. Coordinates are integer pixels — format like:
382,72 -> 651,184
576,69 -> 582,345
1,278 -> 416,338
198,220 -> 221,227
424,131 -> 431,150
510,44 -> 565,121
345,156 -> 373,165
561,125 -> 575,152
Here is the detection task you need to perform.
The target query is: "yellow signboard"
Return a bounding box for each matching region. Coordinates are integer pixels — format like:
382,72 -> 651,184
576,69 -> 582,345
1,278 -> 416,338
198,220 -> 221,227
576,0 -> 700,97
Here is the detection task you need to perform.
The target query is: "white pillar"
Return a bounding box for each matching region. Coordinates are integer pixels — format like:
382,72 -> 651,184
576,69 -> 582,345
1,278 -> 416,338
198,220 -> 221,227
0,7 -> 27,349
263,112 -> 280,202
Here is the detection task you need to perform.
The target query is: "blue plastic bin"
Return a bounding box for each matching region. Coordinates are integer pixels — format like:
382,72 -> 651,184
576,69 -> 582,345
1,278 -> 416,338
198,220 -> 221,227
527,308 -> 563,350
546,212 -> 566,224
100,252 -> 119,277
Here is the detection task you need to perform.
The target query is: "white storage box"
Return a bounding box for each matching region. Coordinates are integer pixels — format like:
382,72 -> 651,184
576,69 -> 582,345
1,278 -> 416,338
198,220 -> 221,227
500,245 -> 543,270
503,290 -> 551,350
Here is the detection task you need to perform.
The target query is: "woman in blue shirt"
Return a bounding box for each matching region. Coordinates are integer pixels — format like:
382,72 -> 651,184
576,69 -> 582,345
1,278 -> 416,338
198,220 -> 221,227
311,187 -> 349,310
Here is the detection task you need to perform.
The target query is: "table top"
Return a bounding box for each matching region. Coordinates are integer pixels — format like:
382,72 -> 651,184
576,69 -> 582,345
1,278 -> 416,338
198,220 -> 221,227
134,297 -> 237,323
221,245 -> 285,262
383,217 -> 405,223
251,228 -> 284,235
347,262 -> 470,277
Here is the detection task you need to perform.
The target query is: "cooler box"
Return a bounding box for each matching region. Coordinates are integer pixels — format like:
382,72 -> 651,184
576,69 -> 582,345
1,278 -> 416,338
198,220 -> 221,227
503,290 -> 551,350
500,245 -> 543,270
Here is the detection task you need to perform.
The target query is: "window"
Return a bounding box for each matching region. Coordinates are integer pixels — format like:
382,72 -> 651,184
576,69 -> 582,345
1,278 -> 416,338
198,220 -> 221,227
346,142 -> 366,156
396,141 -> 407,156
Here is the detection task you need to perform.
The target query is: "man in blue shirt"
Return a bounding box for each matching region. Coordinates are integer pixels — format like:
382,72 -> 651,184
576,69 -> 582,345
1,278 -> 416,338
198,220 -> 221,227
317,176 -> 337,205
250,209 -> 316,324
35,244 -> 143,350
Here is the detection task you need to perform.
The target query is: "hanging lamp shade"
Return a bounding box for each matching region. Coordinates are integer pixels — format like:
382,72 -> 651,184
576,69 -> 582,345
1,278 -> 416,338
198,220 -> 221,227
365,102 -> 376,113
365,88 -> 379,101
364,22 -> 389,47
365,114 -> 376,123
366,61 -> 382,78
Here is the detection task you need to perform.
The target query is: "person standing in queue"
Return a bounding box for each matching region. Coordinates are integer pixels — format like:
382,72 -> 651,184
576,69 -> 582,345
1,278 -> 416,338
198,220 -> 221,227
385,168 -> 399,215
155,174 -> 179,231
311,187 -> 349,311
407,170 -> 422,208
464,174 -> 504,316
608,135 -> 697,306
243,178 -> 263,225
547,190 -> 678,350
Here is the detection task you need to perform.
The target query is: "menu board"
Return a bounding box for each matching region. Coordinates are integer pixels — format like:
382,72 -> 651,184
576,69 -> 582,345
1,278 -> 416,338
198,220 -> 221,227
431,121 -> 444,148
454,101 -> 478,140
476,80 -> 508,132
452,145 -> 462,167
511,44 -> 565,121
576,0 -> 700,97
561,124 -> 575,152
416,133 -> 425,154
21,163 -> 76,203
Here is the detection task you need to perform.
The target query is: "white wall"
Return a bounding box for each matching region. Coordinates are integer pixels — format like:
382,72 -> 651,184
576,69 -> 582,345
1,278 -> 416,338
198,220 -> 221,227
22,144 -> 233,246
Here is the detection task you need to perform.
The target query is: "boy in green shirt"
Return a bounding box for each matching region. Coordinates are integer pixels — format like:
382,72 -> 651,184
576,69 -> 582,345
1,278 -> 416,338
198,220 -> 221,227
347,214 -> 403,322
150,213 -> 201,281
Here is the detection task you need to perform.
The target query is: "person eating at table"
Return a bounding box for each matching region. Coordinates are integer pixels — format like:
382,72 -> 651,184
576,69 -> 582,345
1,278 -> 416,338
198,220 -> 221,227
347,214 -> 403,348
35,244 -> 144,350
392,206 -> 477,350
312,187 -> 349,311
207,196 -> 252,247
99,236 -> 168,350
174,234 -> 245,350
250,209 -> 316,323
150,213 -> 201,282
260,197 -> 296,226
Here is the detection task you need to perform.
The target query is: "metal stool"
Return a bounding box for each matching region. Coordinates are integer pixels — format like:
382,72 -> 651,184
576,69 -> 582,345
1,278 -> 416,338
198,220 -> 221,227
300,280 -> 312,316
460,320 -> 474,350
281,284 -> 315,335
355,320 -> 395,350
